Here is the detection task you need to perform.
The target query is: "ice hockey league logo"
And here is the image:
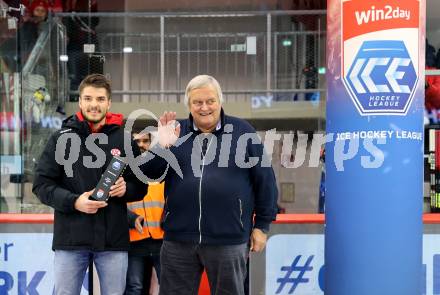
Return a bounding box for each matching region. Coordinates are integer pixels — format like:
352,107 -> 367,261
341,0 -> 420,116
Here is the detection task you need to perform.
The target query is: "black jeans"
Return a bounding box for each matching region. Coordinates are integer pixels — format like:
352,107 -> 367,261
125,253 -> 160,295
159,241 -> 248,295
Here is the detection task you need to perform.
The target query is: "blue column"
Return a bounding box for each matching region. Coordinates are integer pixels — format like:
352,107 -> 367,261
325,1 -> 424,294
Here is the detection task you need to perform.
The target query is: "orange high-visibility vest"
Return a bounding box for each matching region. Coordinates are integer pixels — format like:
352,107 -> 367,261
127,182 -> 165,241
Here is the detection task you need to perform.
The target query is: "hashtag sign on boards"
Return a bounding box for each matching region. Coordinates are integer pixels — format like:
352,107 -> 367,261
276,255 -> 314,294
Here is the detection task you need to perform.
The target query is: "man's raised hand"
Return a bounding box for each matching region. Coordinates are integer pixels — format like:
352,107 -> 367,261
158,111 -> 181,148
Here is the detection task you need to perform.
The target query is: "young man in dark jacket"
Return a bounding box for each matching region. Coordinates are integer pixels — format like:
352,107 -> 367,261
32,74 -> 145,295
144,75 -> 278,295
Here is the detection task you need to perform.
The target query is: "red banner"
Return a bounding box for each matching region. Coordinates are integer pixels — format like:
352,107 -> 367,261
343,0 -> 419,41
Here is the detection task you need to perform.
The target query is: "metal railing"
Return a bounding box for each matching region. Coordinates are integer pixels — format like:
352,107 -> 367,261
54,10 -> 326,103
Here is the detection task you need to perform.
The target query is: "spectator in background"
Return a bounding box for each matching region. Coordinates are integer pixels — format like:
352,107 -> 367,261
27,0 -> 48,22
21,0 -> 63,21
426,66 -> 440,111
426,39 -> 440,111
0,0 -> 48,71
125,131 -> 164,295
20,0 -> 48,56
64,0 -> 99,101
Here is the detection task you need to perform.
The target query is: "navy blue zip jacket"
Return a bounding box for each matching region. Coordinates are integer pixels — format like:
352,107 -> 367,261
145,110 -> 278,245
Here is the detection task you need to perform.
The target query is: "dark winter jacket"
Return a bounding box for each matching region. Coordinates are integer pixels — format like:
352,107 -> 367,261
145,110 -> 278,245
32,112 -> 145,251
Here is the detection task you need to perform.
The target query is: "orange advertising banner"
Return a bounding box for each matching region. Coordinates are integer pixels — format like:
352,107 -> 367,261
343,0 -> 419,41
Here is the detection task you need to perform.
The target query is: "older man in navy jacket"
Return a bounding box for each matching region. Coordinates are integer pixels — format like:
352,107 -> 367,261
144,75 -> 278,295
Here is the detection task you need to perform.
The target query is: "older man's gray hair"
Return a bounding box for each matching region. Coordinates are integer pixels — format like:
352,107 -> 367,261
184,75 -> 224,108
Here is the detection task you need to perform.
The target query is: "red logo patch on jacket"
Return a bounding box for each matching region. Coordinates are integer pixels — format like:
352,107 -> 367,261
111,149 -> 121,156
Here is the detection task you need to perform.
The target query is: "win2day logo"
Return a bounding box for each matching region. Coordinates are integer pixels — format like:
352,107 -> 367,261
343,40 -> 418,116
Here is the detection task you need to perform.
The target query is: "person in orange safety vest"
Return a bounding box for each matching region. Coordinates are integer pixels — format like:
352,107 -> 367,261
125,131 -> 164,295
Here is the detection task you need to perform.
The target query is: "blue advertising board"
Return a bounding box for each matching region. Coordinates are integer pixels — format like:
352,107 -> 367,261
326,0 -> 424,294
1,234 -> 89,294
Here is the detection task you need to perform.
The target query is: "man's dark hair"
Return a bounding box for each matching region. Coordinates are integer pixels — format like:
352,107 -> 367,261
132,131 -> 151,139
78,74 -> 112,98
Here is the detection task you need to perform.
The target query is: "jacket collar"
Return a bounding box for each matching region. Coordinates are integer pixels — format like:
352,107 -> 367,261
61,112 -> 124,134
75,111 -> 123,133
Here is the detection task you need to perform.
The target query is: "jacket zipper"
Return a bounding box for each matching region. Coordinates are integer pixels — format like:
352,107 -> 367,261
198,137 -> 213,244
163,211 -> 170,223
238,198 -> 244,229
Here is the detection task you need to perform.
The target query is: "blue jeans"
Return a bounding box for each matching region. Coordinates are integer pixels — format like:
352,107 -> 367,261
125,254 -> 161,295
54,250 -> 128,295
